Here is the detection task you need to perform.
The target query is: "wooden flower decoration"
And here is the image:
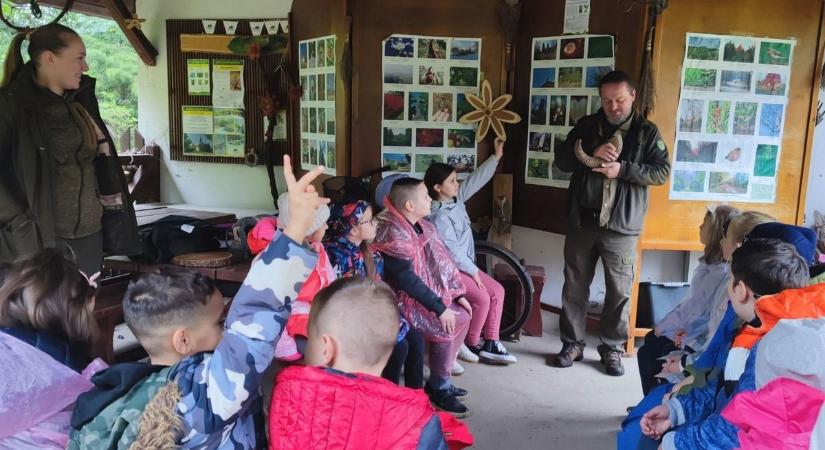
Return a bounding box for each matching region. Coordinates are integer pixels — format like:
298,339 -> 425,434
459,79 -> 521,141
125,15 -> 146,30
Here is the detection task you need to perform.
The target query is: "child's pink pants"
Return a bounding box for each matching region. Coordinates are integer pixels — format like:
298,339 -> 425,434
459,270 -> 505,345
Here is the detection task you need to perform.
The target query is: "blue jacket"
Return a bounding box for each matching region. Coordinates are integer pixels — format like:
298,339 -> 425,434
662,344 -> 758,450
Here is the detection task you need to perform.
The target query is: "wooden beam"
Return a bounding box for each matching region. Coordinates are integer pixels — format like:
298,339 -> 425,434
23,0 -> 135,20
97,0 -> 157,66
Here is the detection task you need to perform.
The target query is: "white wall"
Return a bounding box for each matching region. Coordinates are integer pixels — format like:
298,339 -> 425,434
511,226 -> 691,308
805,88 -> 825,227
136,0 -> 293,210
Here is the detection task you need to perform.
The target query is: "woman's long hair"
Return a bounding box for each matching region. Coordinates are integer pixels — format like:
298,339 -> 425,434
1,23 -> 79,87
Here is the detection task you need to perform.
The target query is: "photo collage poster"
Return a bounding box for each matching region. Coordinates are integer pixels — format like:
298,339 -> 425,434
381,34 -> 482,178
525,34 -> 614,187
670,33 -> 795,202
299,35 -> 337,176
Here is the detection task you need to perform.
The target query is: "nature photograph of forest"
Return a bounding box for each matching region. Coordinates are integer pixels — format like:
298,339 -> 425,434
0,2 -> 138,143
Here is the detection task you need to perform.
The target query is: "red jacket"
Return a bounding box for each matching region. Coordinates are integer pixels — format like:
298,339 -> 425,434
269,366 -> 473,450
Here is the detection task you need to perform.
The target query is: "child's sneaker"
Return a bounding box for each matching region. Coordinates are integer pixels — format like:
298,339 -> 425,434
458,343 -> 480,363
479,340 -> 517,365
426,384 -> 468,399
427,386 -> 470,417
451,361 -> 465,375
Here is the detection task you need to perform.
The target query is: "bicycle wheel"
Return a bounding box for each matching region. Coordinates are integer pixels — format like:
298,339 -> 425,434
473,241 -> 534,339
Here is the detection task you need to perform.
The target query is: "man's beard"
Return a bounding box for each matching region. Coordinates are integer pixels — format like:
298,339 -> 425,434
606,111 -> 631,126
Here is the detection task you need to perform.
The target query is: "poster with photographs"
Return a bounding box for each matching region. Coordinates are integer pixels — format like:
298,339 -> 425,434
525,34 -> 614,187
380,34 -> 481,177
299,35 -> 337,175
670,33 -> 795,203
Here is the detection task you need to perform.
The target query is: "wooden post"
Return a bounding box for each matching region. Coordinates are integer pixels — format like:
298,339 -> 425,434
98,0 -> 158,66
491,174 -> 513,250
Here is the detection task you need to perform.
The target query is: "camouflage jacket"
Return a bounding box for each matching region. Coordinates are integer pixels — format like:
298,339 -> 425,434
68,233 -> 317,449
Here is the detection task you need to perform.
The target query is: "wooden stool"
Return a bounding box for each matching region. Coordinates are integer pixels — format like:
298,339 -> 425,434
495,264 -> 547,338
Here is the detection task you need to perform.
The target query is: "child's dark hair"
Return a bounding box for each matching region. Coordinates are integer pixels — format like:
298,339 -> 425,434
388,177 -> 423,210
2,23 -> 80,87
309,277 -> 399,367
0,248 -> 99,347
703,205 -> 740,264
123,268 -> 217,342
730,238 -> 809,297
424,162 -> 456,200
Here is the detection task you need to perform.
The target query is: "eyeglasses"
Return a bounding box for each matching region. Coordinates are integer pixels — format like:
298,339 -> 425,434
357,217 -> 377,226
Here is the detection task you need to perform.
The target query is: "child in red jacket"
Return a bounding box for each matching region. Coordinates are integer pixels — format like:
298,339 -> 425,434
269,277 -> 473,450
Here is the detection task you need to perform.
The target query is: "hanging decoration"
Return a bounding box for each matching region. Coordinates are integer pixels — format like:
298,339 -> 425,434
458,79 -> 521,142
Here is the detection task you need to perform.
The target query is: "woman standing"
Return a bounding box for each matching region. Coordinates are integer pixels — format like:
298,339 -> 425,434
0,24 -> 138,274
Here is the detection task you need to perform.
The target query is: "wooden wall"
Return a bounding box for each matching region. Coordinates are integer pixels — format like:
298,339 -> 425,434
641,0 -> 824,250
349,0 -> 505,217
507,0 -> 650,234
290,0 -> 350,182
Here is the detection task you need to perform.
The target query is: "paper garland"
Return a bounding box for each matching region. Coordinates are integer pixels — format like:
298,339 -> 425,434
299,35 -> 337,176
669,33 -> 795,203
524,34 -> 615,187
380,34 -> 482,177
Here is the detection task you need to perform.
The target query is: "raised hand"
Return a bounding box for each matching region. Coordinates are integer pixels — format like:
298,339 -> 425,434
494,136 -> 505,159
281,155 -> 329,243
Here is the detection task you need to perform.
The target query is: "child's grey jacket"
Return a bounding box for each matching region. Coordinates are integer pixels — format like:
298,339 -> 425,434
428,155 -> 499,276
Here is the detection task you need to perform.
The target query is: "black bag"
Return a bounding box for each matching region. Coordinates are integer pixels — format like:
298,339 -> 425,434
131,215 -> 221,263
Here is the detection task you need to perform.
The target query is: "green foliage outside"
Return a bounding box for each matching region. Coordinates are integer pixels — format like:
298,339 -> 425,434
0,3 -> 138,142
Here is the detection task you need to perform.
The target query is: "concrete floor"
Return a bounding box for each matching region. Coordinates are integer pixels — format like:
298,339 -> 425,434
456,311 -> 642,450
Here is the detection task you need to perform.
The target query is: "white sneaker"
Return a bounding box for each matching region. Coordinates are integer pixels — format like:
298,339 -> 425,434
451,361 -> 465,376
458,343 -> 480,363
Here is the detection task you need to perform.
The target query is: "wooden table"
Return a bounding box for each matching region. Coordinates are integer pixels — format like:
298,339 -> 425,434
133,203 -> 237,227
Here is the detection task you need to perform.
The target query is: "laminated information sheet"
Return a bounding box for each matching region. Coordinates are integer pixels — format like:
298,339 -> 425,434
670,33 -> 795,203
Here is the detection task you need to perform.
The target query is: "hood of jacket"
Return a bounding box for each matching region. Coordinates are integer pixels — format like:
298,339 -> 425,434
722,377 -> 825,450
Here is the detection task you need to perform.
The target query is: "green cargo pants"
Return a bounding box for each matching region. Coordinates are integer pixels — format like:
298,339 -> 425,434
559,222 -> 637,352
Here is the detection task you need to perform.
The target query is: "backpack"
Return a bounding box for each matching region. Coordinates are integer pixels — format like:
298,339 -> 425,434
131,215 -> 221,263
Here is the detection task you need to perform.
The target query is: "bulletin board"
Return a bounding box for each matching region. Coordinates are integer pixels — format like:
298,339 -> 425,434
166,19 -> 292,164
642,0 -> 824,251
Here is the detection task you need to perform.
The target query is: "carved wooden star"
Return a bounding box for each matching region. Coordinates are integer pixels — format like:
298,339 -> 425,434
459,79 -> 521,141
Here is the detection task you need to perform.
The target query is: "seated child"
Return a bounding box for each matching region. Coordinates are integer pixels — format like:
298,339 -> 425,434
268,277 -> 473,449
324,200 -> 424,388
721,317 -> 825,449
636,205 -> 739,395
425,137 -> 516,366
642,233 -> 816,450
372,177 -> 473,416
273,191 -> 334,361
68,157 -> 328,449
0,250 -> 106,449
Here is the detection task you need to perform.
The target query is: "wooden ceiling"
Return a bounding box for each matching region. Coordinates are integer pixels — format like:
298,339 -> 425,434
11,0 -> 135,18
7,0 -> 156,65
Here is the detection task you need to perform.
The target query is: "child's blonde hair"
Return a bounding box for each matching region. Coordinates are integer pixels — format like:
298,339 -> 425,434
727,210 -> 776,244
703,205 -> 740,264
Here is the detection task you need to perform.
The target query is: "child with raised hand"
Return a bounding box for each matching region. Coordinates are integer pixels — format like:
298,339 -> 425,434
0,250 -> 106,449
273,191 -> 334,361
636,205 -> 739,395
372,177 -> 473,416
68,156 -> 329,449
268,277 -> 473,450
324,200 -> 425,388
425,137 -> 516,366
